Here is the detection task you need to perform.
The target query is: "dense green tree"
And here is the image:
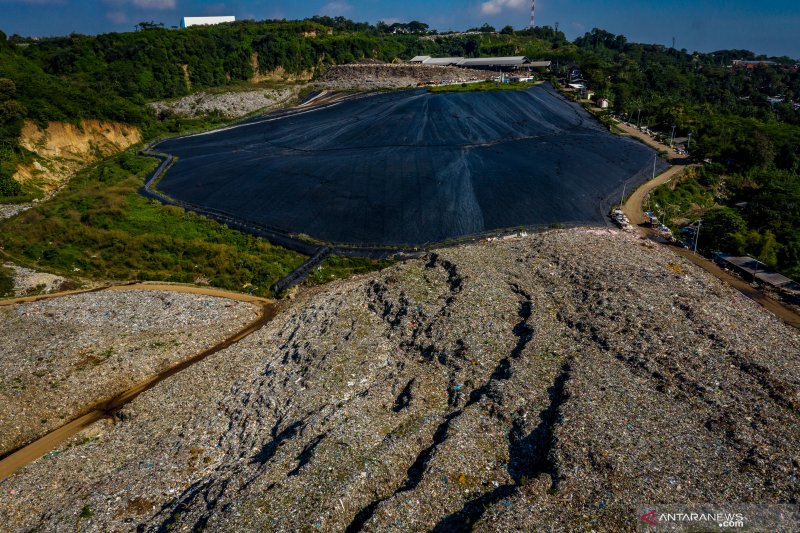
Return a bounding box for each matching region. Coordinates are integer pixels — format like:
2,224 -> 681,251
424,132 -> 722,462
0,170 -> 20,196
0,17 -> 797,277
700,207 -> 748,252
0,77 -> 15,100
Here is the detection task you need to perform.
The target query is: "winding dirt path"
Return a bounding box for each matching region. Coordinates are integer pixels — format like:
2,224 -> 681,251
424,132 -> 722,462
615,120 -> 800,330
614,118 -> 695,227
622,163 -> 691,226
0,283 -> 279,481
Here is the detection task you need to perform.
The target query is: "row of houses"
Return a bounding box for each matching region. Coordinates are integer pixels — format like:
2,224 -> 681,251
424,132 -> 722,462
732,60 -> 800,71
409,56 -> 552,72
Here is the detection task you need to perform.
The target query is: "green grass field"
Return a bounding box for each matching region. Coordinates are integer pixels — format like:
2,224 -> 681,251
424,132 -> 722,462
0,264 -> 14,297
0,151 -> 390,296
428,81 -> 539,93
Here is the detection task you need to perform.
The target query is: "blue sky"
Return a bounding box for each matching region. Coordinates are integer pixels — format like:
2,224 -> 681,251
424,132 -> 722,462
0,0 -> 798,57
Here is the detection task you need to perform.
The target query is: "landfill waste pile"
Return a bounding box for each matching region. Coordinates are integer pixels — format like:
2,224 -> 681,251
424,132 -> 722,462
1,262 -> 70,296
315,63 -> 490,90
0,290 -> 258,456
147,87 -> 300,119
0,229 -> 797,531
0,204 -> 33,220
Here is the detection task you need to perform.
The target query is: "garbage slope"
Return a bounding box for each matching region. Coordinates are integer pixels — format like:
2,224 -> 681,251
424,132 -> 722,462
0,290 -> 257,457
1,228 -> 797,531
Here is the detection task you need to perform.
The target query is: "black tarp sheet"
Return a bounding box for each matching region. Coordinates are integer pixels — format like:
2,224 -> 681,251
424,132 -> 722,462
156,84 -> 668,246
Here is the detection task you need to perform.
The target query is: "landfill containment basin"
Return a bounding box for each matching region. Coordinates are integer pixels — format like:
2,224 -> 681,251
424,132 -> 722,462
154,83 -> 668,247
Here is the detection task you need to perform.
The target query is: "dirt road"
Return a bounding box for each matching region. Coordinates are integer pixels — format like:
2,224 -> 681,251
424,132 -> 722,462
0,281 -> 272,307
613,119 -> 695,224
0,284 -> 278,481
622,163 -> 692,225
613,119 -> 682,155
614,119 -> 800,330
672,246 -> 800,329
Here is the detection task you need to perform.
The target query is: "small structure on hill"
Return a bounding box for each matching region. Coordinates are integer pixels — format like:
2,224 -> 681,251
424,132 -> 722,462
732,60 -> 776,69
714,253 -> 800,294
180,16 -> 235,28
409,56 -> 551,72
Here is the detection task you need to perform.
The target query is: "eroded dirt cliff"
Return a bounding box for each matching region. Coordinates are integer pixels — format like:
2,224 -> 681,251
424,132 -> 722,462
13,119 -> 141,193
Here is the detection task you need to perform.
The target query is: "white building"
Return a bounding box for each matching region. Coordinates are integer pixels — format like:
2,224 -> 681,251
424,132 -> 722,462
180,16 -> 236,28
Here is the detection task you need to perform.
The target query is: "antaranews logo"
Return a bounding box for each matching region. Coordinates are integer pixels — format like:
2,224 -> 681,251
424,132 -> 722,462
638,508 -> 745,530
637,504 -> 800,531
640,509 -> 657,526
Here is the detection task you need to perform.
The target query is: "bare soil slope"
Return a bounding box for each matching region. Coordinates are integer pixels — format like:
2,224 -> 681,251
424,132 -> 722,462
0,229 -> 797,531
13,119 -> 141,194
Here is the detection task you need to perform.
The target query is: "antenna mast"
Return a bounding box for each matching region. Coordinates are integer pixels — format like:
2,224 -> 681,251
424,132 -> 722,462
530,0 -> 535,29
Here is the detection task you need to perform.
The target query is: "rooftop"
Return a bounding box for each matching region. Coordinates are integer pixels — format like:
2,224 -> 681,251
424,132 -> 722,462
715,253 -> 798,289
458,56 -> 530,67
181,16 -> 236,28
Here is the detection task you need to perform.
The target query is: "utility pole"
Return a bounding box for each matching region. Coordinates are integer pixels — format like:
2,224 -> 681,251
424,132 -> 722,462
620,180 -> 626,208
652,153 -> 657,179
530,0 -> 535,29
670,125 -> 677,148
693,219 -> 701,253
636,108 -> 642,129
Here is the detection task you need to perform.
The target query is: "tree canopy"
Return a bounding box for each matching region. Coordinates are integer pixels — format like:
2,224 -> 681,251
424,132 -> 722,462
0,18 -> 797,278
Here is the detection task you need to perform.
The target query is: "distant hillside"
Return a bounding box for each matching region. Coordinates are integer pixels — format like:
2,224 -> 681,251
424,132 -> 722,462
0,21 -> 565,199
0,18 -> 798,279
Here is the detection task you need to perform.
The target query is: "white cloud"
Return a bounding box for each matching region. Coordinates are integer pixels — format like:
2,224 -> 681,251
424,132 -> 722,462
480,0 -> 526,16
106,10 -> 130,24
320,1 -> 352,16
132,0 -> 176,10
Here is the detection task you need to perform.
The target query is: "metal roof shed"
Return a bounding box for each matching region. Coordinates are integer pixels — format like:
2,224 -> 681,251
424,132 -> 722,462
457,56 -> 530,68
715,254 -> 796,288
422,57 -> 464,66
